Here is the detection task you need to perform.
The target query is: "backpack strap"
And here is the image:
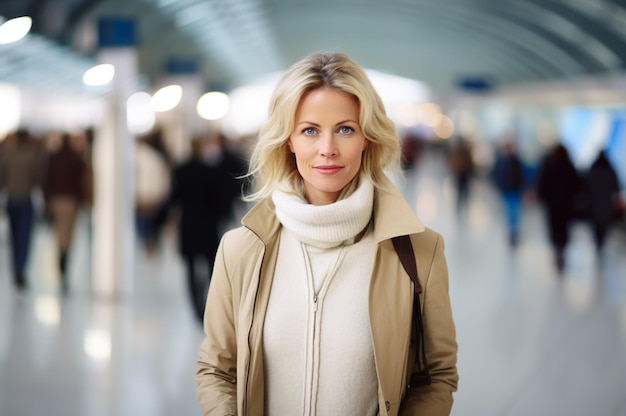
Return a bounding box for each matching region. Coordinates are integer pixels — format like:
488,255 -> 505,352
392,235 -> 432,387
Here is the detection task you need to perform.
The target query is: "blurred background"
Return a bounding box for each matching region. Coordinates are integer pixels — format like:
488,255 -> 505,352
0,0 -> 625,415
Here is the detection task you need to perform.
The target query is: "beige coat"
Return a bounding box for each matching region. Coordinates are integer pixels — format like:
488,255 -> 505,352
196,179 -> 458,415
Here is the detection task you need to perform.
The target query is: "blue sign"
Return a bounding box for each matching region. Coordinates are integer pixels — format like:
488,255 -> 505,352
98,17 -> 136,48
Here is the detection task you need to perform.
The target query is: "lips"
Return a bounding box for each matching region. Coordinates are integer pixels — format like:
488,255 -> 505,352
313,165 -> 343,174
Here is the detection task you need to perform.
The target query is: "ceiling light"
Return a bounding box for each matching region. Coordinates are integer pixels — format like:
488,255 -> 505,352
151,84 -> 182,112
83,64 -> 115,86
434,115 -> 454,139
197,91 -> 230,120
0,16 -> 32,44
127,92 -> 155,134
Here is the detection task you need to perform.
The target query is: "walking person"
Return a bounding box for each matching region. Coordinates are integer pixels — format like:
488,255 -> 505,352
195,52 -> 458,415
166,135 -> 245,322
43,133 -> 87,293
135,129 -> 172,255
448,137 -> 473,217
584,150 -> 621,257
491,140 -> 526,247
536,143 -> 581,274
0,129 -> 45,291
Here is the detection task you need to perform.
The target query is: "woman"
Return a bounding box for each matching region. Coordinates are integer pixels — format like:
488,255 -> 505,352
195,52 -> 458,415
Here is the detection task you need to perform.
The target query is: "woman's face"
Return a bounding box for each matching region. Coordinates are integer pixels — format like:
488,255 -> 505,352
288,87 -> 368,205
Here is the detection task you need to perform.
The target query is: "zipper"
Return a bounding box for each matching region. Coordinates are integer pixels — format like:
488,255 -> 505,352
306,293 -> 319,416
301,244 -> 346,415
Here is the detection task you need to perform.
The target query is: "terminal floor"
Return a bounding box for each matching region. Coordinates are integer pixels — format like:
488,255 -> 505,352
1,153 -> 625,416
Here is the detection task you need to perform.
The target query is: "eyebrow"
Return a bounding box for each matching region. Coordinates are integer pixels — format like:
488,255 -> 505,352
296,119 -> 358,127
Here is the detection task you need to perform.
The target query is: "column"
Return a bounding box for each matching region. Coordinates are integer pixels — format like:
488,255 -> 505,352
92,16 -> 137,299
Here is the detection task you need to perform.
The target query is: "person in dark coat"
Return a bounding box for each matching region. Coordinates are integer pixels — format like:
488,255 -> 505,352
536,143 -> 582,274
584,150 -> 621,254
166,135 -> 246,322
43,133 -> 87,293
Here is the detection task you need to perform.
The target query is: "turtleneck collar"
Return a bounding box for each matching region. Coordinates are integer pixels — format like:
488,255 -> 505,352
271,179 -> 374,249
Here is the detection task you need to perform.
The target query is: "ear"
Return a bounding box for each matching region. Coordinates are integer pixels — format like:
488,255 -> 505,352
287,137 -> 295,153
362,138 -> 369,152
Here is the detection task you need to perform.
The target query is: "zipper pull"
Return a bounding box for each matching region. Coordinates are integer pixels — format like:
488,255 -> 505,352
313,295 -> 318,312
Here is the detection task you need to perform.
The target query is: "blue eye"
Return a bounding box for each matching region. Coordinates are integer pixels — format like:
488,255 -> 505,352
303,127 -> 316,135
338,126 -> 354,134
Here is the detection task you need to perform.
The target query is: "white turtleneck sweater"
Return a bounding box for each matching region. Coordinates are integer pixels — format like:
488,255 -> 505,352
264,179 -> 379,416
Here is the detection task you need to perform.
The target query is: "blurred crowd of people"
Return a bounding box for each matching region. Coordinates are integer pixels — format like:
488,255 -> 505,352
0,126 -> 247,315
134,128 -> 248,322
0,128 -> 93,293
441,135 -> 625,275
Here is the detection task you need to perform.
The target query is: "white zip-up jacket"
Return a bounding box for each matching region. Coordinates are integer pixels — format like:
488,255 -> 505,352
263,227 -> 379,415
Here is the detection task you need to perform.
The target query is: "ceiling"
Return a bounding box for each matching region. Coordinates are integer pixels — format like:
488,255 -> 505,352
2,0 -> 626,97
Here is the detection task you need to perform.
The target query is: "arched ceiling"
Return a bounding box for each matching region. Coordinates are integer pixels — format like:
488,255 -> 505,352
2,0 -> 626,97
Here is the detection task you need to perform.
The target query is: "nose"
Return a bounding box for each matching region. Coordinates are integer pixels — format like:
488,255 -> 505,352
319,133 -> 338,157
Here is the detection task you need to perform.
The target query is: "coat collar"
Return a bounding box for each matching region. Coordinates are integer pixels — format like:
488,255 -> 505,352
241,175 -> 425,242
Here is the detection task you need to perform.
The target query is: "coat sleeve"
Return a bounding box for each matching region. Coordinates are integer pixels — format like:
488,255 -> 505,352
195,234 -> 238,416
400,234 -> 458,416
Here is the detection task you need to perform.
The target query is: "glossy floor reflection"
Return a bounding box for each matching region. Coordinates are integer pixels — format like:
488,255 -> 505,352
1,151 -> 625,416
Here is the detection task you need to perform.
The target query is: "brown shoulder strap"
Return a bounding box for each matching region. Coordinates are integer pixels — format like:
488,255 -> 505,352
392,235 -> 421,294
392,235 -> 432,386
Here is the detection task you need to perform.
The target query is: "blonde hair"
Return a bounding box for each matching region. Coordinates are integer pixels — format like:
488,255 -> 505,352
245,52 -> 401,201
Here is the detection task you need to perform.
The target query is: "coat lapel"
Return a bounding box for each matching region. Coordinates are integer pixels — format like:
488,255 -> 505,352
369,239 -> 414,413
